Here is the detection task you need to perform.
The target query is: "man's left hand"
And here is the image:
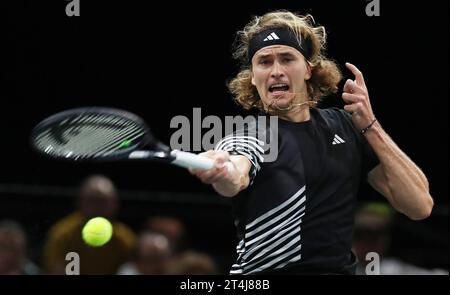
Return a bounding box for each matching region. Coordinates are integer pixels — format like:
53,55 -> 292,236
342,62 -> 375,131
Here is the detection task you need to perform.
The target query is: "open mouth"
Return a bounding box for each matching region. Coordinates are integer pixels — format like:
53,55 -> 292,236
268,83 -> 290,93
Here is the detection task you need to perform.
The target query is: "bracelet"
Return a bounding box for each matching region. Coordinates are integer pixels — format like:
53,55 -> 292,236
361,118 -> 377,134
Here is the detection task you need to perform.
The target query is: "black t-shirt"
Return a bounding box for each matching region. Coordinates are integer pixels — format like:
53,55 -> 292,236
215,107 -> 379,275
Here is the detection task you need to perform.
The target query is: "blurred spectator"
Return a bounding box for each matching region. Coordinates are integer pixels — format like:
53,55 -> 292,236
166,250 -> 218,275
42,174 -> 136,274
353,202 -> 448,275
0,220 -> 40,275
117,231 -> 173,275
145,216 -> 187,253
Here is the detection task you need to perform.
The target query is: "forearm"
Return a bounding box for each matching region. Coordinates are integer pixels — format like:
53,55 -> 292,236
365,121 -> 433,219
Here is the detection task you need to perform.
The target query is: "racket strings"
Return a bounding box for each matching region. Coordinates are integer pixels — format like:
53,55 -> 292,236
68,114 -> 136,155
67,118 -> 142,157
35,114 -> 146,159
56,114 -> 122,154
91,125 -> 144,157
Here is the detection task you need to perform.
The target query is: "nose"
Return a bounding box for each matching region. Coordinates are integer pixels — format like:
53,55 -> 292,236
270,60 -> 284,79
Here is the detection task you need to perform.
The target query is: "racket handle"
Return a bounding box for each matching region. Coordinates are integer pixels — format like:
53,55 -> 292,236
170,150 -> 235,174
171,150 -> 214,170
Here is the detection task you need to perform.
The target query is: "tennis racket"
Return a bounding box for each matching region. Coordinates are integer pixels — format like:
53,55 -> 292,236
30,107 -> 229,171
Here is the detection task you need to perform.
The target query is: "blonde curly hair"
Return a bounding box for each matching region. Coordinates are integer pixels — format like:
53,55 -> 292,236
228,10 -> 342,110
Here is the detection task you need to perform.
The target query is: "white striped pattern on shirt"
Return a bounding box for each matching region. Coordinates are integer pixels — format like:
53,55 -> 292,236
215,134 -> 265,183
230,185 -> 306,275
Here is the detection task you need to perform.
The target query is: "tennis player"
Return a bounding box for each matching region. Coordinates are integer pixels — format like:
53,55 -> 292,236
190,10 -> 433,275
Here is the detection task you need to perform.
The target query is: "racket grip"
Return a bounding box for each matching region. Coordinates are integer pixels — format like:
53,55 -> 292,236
171,150 -> 215,170
170,150 -> 235,174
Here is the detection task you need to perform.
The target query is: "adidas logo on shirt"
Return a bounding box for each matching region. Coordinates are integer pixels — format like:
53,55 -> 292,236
332,134 -> 346,145
263,32 -> 280,41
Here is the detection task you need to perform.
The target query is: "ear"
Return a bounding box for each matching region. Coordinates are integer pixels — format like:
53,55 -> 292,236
304,62 -> 312,81
251,74 -> 256,86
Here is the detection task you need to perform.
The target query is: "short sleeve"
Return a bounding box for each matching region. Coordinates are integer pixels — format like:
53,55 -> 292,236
214,120 -> 268,185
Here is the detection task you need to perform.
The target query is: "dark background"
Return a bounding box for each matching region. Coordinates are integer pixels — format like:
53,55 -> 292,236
2,0 -> 448,272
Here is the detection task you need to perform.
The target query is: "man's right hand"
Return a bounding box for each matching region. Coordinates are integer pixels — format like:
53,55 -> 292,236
189,150 -> 251,197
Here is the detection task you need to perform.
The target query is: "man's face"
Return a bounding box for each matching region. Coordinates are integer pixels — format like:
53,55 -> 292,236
79,191 -> 118,219
0,232 -> 24,274
251,45 -> 311,110
136,234 -> 172,275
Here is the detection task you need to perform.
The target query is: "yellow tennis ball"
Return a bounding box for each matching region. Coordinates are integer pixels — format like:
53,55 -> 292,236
82,217 -> 113,247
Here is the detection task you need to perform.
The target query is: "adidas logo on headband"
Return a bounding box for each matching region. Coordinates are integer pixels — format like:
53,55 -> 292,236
263,32 -> 280,41
248,27 -> 313,62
